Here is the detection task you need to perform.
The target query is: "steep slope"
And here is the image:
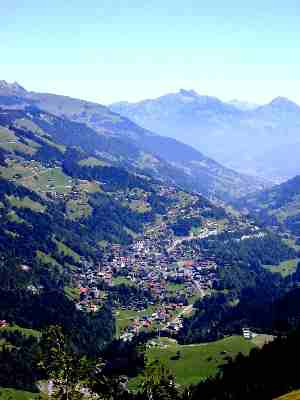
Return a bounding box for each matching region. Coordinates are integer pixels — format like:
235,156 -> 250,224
0,106 -> 231,281
237,176 -> 300,243
110,89 -> 300,181
0,81 -> 266,201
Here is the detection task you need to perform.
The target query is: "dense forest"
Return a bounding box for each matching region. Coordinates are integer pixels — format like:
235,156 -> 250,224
178,279 -> 300,343
176,234 -> 299,343
186,232 -> 297,292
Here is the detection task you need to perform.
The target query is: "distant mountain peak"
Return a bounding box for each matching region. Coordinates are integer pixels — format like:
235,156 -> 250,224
175,89 -> 228,108
0,80 -> 27,96
179,89 -> 200,98
268,96 -> 300,110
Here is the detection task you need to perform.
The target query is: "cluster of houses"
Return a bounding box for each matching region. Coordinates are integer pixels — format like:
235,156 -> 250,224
0,320 -> 9,328
60,184 -> 265,341
73,263 -> 109,313
92,204 -> 223,339
119,303 -> 186,342
9,159 -> 96,204
65,193 -> 225,338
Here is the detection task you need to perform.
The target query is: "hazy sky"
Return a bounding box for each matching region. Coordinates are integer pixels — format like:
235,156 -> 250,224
1,1 -> 300,104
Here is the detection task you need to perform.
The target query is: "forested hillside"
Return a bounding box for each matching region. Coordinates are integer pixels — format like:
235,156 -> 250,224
176,231 -> 299,343
237,175 -> 300,244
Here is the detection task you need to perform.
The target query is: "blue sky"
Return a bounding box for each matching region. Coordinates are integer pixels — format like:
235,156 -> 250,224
1,1 -> 300,104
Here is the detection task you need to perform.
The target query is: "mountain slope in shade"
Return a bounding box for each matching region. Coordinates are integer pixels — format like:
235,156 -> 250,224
110,89 -> 300,181
0,81 -> 267,201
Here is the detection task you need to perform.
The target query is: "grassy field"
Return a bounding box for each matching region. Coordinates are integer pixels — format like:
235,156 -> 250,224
36,250 -> 62,270
0,160 -> 34,181
1,325 -> 41,338
66,199 -> 92,220
265,258 -> 299,277
30,167 -> 71,194
3,164 -> 72,195
78,157 -> 108,167
78,180 -> 101,194
0,388 -> 44,400
130,335 -> 255,388
7,195 -> 45,213
275,390 -> 300,400
64,286 -> 81,301
0,128 -> 36,156
128,200 -> 151,213
166,282 -> 185,294
112,276 -> 136,286
115,305 -> 157,334
54,240 -> 81,263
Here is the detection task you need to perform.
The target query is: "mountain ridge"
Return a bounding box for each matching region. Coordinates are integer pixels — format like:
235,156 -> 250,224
110,89 -> 300,181
0,80 -> 267,201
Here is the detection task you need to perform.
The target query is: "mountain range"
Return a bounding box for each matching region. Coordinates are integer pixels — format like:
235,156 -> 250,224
110,89 -> 300,182
0,81 -> 266,202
